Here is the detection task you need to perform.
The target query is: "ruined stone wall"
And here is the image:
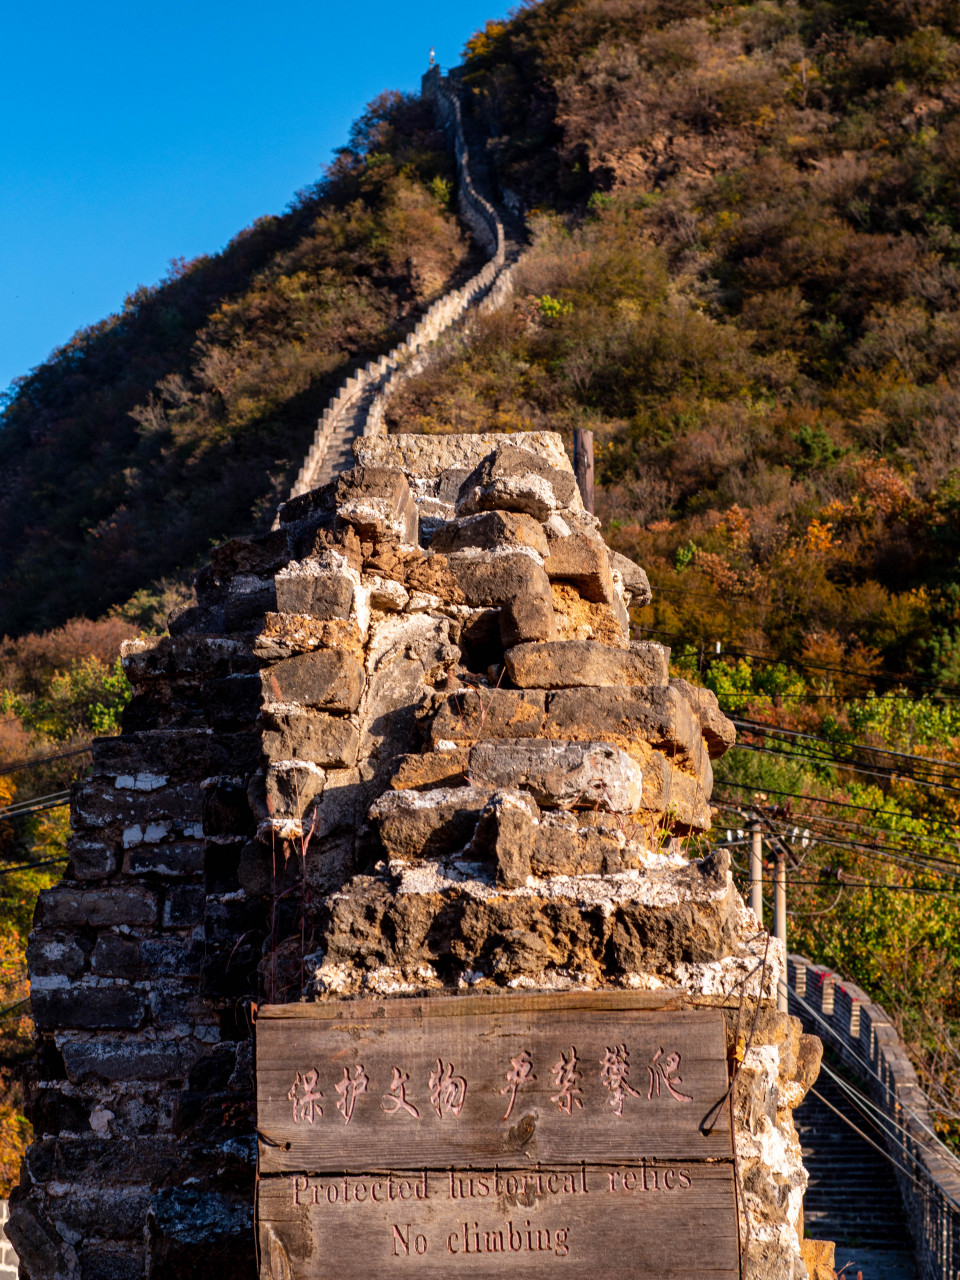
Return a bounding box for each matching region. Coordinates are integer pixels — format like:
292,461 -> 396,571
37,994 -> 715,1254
12,433 -> 822,1279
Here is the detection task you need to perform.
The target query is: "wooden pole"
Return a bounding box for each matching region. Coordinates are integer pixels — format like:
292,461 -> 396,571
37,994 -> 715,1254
750,823 -> 763,926
573,428 -> 595,514
774,851 -> 788,1012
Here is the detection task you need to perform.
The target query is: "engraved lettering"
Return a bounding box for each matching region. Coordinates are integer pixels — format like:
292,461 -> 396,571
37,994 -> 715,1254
500,1049 -> 536,1121
550,1047 -> 584,1114
392,1224 -> 409,1257
647,1047 -> 694,1102
428,1059 -> 466,1118
287,1069 -> 323,1124
599,1044 -> 642,1117
293,1174 -> 309,1206
381,1067 -> 420,1119
335,1064 -> 369,1125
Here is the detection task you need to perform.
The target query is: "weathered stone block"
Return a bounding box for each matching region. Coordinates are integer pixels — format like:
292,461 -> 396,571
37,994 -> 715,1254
121,637 -> 257,685
504,639 -> 669,689
32,981 -> 146,1031
261,650 -> 363,712
146,1188 -> 254,1279
256,761 -> 325,821
209,530 -> 291,578
36,886 -> 158,929
27,932 -> 87,979
260,711 -> 359,768
128,842 -> 205,878
58,1036 -> 199,1083
370,786 -> 503,859
530,814 -> 628,876
499,591 -> 557,647
607,550 -> 652,606
544,685 -> 705,775
446,550 -> 552,608
456,445 -> 579,520
607,852 -> 738,969
426,688 -> 547,746
670,677 -> 736,758
334,466 -> 418,545
274,568 -> 354,620
431,510 -> 548,556
68,838 -> 116,881
469,739 -> 643,812
163,885 -> 206,928
389,750 -> 469,791
543,531 -> 616,604
640,752 -> 712,831
469,792 -> 535,888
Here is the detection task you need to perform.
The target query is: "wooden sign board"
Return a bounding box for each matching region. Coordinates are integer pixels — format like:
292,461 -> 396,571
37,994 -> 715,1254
256,993 -> 739,1280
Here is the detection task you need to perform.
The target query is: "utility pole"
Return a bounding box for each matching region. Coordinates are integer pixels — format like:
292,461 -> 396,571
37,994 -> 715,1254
750,822 -> 763,926
573,429 -> 595,514
773,850 -> 788,1013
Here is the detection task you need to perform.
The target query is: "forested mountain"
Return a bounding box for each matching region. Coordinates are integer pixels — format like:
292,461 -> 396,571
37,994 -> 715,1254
0,94 -> 473,637
5,0 -> 960,1178
386,0 -> 960,1140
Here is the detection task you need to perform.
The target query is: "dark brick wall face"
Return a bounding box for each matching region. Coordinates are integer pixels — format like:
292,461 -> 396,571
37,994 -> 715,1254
10,630 -> 268,1278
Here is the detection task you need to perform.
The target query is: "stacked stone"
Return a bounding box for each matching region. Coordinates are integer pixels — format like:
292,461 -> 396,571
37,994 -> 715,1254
13,431 -> 823,1280
11,548 -> 277,1276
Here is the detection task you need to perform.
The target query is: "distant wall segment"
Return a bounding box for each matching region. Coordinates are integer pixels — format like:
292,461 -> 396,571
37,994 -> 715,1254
788,955 -> 960,1280
289,67 -> 518,498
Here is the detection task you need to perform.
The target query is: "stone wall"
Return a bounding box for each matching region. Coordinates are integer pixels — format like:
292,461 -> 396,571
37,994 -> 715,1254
11,432 -> 824,1278
290,69 -> 515,496
789,955 -> 960,1280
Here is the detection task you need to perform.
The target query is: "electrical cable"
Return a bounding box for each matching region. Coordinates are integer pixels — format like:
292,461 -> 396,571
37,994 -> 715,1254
0,745 -> 92,778
0,792 -> 71,820
714,780 -> 960,834
729,738 -> 960,794
732,718 -> 960,777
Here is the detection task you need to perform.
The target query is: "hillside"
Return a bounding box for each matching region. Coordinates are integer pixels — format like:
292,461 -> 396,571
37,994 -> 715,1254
4,0 -> 960,1172
382,0 -> 960,1137
0,92 -> 475,638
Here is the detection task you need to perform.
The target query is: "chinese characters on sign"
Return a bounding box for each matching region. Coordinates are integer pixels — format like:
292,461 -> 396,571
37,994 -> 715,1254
286,1044 -> 692,1126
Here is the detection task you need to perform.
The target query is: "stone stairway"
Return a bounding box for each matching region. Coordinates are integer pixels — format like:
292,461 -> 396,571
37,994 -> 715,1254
286,66 -> 520,501
311,382 -> 380,487
796,1062 -> 918,1278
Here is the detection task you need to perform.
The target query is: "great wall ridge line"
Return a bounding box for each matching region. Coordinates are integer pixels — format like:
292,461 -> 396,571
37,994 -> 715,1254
787,953 -> 960,1279
287,66 -> 521,500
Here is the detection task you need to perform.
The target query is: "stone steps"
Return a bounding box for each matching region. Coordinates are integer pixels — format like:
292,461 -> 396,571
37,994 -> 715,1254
795,1068 -> 918,1274
287,71 -> 520,497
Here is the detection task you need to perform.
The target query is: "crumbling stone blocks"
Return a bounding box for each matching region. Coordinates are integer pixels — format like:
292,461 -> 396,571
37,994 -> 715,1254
370,786 -> 537,860
274,560 -> 355,621
504,639 -> 669,688
260,710 -> 358,767
445,549 -> 552,608
670,677 -> 737,757
261,650 -> 363,712
456,444 -> 579,520
498,590 -> 558,647
468,738 -> 643,813
431,510 -> 549,556
334,465 -> 418,545
543,529 -> 616,604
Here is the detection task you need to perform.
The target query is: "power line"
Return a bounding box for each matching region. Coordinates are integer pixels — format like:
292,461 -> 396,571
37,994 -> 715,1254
0,791 -> 71,821
636,622 -> 960,699
0,745 -> 92,778
732,717 -> 960,777
731,739 -> 960,795
0,857 -> 67,878
714,780 -> 960,835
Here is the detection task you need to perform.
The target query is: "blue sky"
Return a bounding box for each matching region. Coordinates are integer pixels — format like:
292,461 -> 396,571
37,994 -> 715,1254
1,0 -> 513,393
